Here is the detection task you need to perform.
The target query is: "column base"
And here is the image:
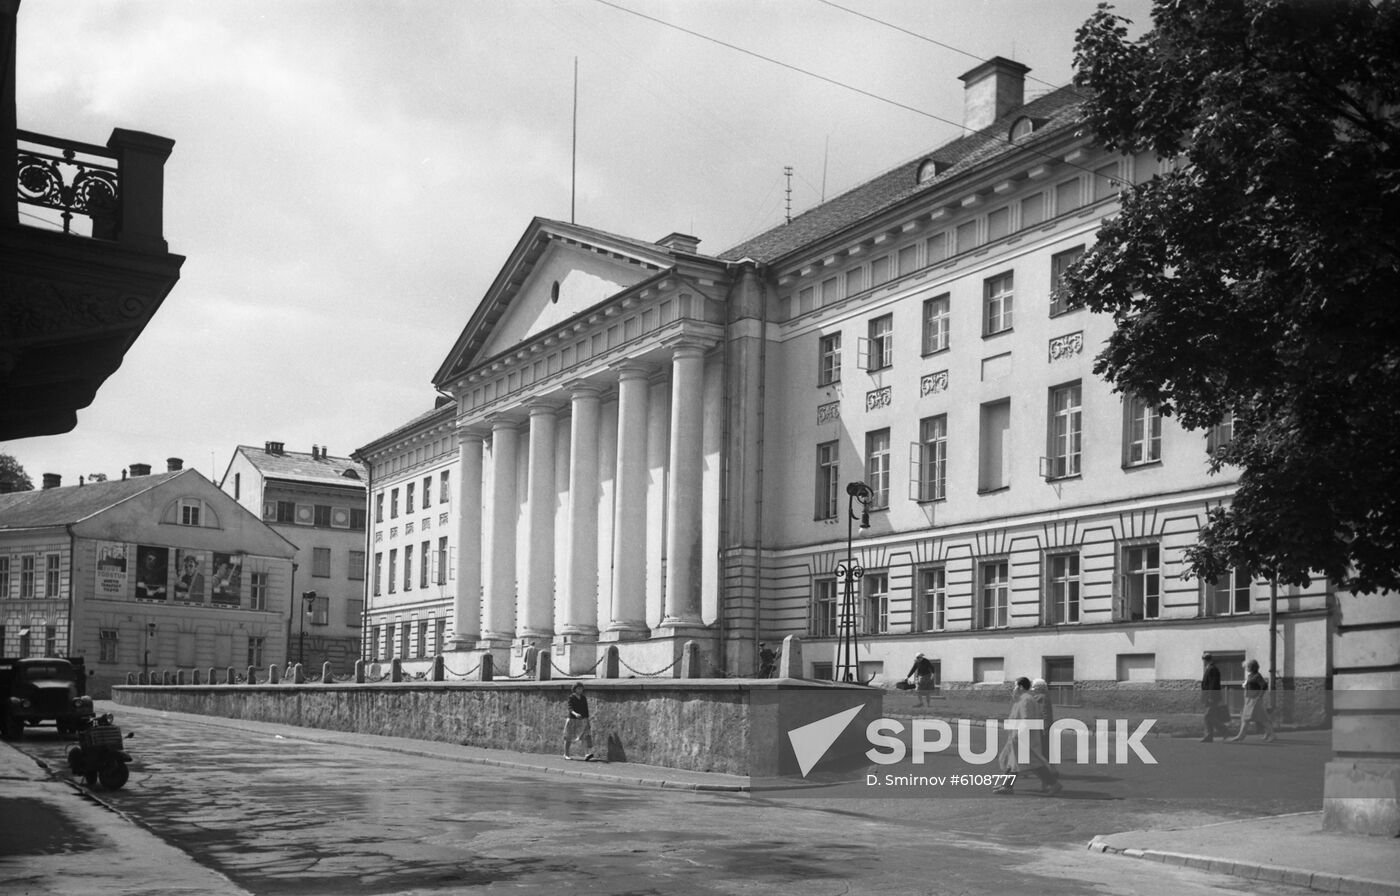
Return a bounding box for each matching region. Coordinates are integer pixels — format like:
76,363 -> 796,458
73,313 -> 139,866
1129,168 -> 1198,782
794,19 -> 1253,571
551,635 -> 601,677
654,620 -> 710,641
446,637 -> 480,653
601,623 -> 650,642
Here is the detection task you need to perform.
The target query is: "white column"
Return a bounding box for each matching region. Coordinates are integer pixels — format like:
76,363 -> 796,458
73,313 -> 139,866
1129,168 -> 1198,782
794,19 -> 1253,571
519,404 -> 557,640
482,418 -> 518,643
607,365 -> 650,638
562,386 -> 601,637
449,429 -> 483,648
663,341 -> 707,628
645,375 -> 671,630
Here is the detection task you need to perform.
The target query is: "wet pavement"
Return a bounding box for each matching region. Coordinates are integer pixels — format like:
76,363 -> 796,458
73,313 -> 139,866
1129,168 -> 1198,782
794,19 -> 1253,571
2,701 -> 1395,895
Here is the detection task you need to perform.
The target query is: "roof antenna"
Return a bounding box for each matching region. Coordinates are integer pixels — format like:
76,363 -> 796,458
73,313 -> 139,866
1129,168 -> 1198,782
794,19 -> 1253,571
821,136 -> 829,204
784,166 -> 793,224
571,56 -> 578,224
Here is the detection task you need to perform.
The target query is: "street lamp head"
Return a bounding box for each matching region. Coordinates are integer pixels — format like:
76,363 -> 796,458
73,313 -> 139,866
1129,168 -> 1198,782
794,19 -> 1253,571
858,509 -> 870,530
302,590 -> 317,611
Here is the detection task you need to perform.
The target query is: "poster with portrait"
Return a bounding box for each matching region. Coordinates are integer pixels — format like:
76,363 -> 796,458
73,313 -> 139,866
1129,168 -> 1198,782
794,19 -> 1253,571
95,542 -> 128,596
134,546 -> 169,601
173,549 -> 206,603
210,552 -> 242,607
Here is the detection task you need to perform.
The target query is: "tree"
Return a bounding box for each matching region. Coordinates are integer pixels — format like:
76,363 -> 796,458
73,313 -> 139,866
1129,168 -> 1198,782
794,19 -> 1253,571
1067,0 -> 1400,593
0,454 -> 34,491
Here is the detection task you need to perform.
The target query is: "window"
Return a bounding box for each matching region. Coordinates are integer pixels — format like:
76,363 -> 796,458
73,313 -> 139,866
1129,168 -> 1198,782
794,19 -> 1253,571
346,598 -> 363,628
435,618 -> 447,655
373,553 -> 383,596
798,285 -> 815,314
45,625 -> 56,656
897,244 -> 919,276
1124,395 -> 1162,465
403,547 -> 412,591
20,555 -> 35,598
276,501 -> 295,523
1117,653 -> 1156,682
348,550 -> 366,581
914,415 -> 947,502
1044,657 -> 1076,705
987,206 -> 1010,240
388,550 -> 397,594
0,556 -> 8,598
250,573 -> 268,610
99,629 -> 118,664
382,623 -> 394,659
391,489 -> 399,519
1047,382 -> 1083,479
867,315 -> 893,371
818,333 -> 842,385
845,267 -> 865,296
1055,177 -> 1081,214
821,276 -> 840,306
18,628 -> 30,657
983,272 -> 1014,335
955,220 -> 978,254
422,476 -> 432,508
351,507 -> 367,531
307,505 -> 327,527
309,595 -> 329,626
439,470 -> 450,504
437,537 -> 449,585
979,560 -> 1010,629
978,399 -> 1011,493
871,255 -> 892,285
1047,553 -> 1081,624
1021,193 -> 1045,227
375,493 -> 384,523
406,483 -> 415,515
863,572 -> 889,634
369,625 -> 381,659
415,621 -> 427,658
1206,566 -> 1252,616
399,624 -> 410,659
180,499 -> 202,526
926,232 -> 948,264
815,442 -> 840,520
246,636 -> 267,668
1093,162 -> 1120,200
973,657 -> 1005,684
1122,544 -> 1161,621
420,541 -> 430,589
922,294 -> 950,354
916,567 -> 946,632
1207,412 -> 1235,458
312,547 -> 331,578
44,553 -> 60,598
866,429 -> 891,509
813,579 -> 838,637
1049,245 -> 1085,316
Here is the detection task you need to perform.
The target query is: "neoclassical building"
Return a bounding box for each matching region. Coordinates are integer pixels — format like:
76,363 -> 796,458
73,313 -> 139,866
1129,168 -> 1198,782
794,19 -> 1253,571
361,58 -> 1331,703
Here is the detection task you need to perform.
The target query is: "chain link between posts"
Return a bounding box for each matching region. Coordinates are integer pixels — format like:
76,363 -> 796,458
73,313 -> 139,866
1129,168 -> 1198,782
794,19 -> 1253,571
617,653 -> 681,677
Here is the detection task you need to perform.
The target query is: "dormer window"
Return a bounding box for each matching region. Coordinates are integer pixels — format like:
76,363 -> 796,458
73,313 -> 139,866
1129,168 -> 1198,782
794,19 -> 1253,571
550,280 -> 561,303
179,499 -> 203,527
1009,117 -> 1035,142
916,158 -> 946,184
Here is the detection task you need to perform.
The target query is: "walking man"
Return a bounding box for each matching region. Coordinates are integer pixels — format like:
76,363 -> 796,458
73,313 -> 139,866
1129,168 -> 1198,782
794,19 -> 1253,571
1200,652 -> 1228,742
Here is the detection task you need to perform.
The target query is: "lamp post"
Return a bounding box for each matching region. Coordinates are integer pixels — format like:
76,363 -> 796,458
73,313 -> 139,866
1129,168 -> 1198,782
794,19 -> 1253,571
142,622 -> 156,683
299,591 -> 316,667
835,481 -> 873,683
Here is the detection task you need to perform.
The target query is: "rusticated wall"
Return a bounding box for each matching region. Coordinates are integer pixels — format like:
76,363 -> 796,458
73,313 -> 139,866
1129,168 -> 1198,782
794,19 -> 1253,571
113,679 -> 839,776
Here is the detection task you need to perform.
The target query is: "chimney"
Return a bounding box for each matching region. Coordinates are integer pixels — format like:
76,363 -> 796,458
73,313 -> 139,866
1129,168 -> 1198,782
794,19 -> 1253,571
42,473 -> 61,489
265,441 -> 284,455
129,463 -> 152,477
166,457 -> 183,472
657,232 -> 700,254
959,57 -> 1030,132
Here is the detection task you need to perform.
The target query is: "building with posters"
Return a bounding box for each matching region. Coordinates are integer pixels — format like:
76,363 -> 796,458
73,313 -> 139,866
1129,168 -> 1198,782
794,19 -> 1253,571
362,58 -> 1332,711
220,442 -> 367,674
352,400 -> 460,667
0,464 -> 296,697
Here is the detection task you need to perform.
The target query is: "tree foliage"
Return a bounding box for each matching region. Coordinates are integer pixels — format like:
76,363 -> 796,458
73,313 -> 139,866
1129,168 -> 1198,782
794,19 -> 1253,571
0,454 -> 35,491
1067,0 -> 1400,593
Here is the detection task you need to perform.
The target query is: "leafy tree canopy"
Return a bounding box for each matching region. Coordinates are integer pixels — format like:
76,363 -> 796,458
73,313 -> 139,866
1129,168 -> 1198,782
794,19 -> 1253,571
0,454 -> 35,491
1067,0 -> 1400,593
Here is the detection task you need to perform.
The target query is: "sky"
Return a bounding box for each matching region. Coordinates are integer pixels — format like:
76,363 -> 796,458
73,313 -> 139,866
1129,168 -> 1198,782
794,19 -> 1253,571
6,0 -> 1154,487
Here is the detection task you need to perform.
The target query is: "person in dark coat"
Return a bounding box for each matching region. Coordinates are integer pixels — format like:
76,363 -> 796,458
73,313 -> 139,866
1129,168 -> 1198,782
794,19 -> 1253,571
563,682 -> 594,760
907,653 -> 936,707
1200,653 -> 1228,742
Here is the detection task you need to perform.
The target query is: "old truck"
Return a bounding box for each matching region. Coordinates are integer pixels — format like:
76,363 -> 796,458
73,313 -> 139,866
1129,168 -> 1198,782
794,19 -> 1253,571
0,656 -> 95,739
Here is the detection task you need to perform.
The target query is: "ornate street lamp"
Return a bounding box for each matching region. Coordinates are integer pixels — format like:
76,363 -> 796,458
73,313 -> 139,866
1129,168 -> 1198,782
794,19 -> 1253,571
835,481 -> 872,683
299,591 -> 316,667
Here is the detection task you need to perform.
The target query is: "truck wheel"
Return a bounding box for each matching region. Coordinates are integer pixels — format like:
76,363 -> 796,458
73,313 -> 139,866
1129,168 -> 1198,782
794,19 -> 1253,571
66,745 -> 83,773
83,770 -> 97,787
98,761 -> 129,790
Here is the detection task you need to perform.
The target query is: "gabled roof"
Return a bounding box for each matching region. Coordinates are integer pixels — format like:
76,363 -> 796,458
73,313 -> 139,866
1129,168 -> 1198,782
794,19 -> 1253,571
433,217 -> 694,388
355,401 -> 457,460
234,446 -> 366,487
719,85 -> 1084,266
0,470 -> 184,530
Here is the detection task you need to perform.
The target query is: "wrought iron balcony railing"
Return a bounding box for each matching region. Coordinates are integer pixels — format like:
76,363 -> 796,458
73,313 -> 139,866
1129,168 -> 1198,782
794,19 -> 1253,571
16,129 -> 120,237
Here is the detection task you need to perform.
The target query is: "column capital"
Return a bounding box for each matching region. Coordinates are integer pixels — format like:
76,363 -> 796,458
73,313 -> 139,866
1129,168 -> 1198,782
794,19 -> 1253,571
455,420 -> 488,441
565,379 -> 606,400
659,333 -> 717,357
485,412 -> 525,433
609,361 -> 654,382
526,400 -> 563,418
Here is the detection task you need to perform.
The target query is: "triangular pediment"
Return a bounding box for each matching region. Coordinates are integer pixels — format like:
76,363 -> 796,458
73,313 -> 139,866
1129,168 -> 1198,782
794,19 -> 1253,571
434,218 -> 680,387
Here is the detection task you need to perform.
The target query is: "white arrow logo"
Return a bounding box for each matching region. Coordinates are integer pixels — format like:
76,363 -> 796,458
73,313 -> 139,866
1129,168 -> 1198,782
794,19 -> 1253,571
787,704 -> 864,777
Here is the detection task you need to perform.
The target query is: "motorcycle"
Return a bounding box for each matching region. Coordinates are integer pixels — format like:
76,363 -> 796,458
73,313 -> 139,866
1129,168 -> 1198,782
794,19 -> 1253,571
67,712 -> 133,790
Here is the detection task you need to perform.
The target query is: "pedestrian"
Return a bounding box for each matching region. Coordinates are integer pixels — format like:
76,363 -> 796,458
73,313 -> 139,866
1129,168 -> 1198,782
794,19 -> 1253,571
1200,652 -> 1229,742
906,653 -> 936,707
992,677 -> 1062,796
756,642 -> 777,678
563,682 -> 595,760
1030,677 -> 1054,760
1227,659 -> 1276,743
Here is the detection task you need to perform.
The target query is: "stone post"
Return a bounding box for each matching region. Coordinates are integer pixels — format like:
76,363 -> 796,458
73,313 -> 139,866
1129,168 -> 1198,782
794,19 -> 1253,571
479,653 -> 494,681
603,645 -> 620,679
780,635 -> 804,679
390,658 -> 403,682
680,641 -> 702,679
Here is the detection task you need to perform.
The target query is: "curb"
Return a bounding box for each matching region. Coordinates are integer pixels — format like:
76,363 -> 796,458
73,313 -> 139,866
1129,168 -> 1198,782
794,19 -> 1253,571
1087,837 -> 1400,896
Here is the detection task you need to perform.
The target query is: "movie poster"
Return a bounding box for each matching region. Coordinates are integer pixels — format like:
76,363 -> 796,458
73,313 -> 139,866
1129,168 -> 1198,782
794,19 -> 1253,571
211,552 -> 242,607
95,542 -> 128,596
134,546 -> 169,601
173,549 -> 206,603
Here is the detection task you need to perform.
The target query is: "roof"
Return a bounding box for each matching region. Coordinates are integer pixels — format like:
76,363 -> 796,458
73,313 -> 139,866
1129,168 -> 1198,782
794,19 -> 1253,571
719,85 -> 1084,266
355,402 -> 457,458
235,446 -> 367,487
0,471 -> 184,530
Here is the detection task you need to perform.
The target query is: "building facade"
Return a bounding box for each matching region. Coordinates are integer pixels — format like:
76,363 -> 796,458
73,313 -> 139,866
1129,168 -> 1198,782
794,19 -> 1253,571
0,465 -> 297,697
362,58 -> 1331,705
220,443 -> 367,674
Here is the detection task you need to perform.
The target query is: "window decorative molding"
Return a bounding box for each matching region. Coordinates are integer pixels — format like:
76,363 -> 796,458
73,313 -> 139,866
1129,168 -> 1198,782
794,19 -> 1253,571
817,401 -> 841,425
866,387 -> 892,412
920,371 -> 949,396
1048,331 -> 1083,361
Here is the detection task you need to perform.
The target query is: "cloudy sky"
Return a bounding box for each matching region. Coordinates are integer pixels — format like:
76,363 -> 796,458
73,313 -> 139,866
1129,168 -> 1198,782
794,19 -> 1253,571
8,0 -> 1152,486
